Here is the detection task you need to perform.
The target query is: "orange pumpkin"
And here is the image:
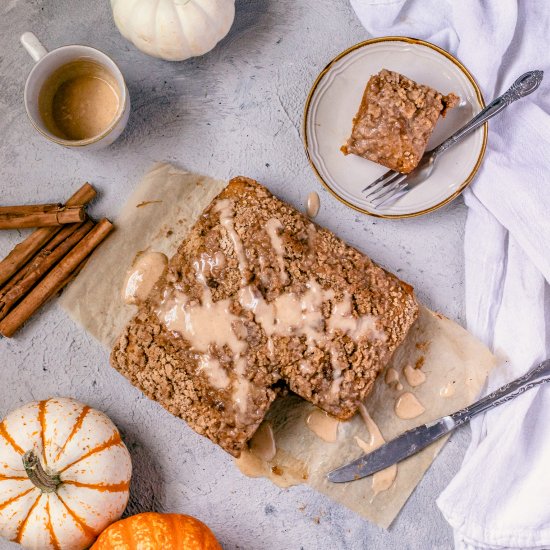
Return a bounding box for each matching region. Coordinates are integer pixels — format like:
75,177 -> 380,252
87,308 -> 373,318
91,512 -> 222,549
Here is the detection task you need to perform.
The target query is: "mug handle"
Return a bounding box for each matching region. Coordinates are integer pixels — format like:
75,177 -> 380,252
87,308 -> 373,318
20,32 -> 48,62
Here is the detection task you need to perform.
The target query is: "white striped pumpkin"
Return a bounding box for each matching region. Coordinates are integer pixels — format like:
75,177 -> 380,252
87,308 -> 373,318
0,398 -> 132,550
111,0 -> 235,61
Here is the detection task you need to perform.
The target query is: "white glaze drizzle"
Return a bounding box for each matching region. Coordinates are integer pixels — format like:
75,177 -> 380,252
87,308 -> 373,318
193,251 -> 226,282
196,355 -> 230,389
156,261 -> 250,418
158,288 -> 245,356
215,199 -> 248,281
123,251 -> 168,305
265,217 -> 288,284
239,282 -> 381,348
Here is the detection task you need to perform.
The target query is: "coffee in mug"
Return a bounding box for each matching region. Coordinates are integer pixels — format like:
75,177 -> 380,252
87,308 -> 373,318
21,32 -> 130,150
38,59 -> 121,141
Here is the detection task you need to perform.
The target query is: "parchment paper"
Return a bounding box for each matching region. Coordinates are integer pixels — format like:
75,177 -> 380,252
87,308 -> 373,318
60,163 -> 495,528
238,306 -> 494,527
60,163 -> 226,346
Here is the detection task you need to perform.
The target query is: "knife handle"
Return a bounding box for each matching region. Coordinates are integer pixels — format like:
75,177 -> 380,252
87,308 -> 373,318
450,359 -> 550,426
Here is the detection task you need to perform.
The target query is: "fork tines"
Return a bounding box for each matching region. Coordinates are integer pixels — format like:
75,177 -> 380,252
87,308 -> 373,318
362,169 -> 408,207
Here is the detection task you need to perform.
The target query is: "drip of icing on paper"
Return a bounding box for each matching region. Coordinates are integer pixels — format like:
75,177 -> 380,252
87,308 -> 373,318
440,381 -> 456,397
249,422 -> 276,462
385,367 -> 403,391
403,364 -> 426,387
357,403 -> 397,499
306,408 -> 339,442
306,192 -> 320,219
394,392 -> 425,419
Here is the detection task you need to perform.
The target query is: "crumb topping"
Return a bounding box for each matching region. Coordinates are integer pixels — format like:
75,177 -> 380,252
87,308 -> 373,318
111,177 -> 419,456
342,69 -> 459,173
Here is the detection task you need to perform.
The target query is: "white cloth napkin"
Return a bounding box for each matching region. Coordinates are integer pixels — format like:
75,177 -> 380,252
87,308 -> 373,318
350,1 -> 550,548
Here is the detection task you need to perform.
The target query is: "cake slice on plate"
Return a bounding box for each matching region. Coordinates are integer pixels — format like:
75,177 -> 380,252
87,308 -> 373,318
342,69 -> 459,173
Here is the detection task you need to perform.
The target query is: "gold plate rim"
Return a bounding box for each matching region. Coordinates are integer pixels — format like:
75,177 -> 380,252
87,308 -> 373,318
302,36 -> 488,220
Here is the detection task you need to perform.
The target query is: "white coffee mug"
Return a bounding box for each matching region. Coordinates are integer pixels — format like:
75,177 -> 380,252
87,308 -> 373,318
21,32 -> 130,150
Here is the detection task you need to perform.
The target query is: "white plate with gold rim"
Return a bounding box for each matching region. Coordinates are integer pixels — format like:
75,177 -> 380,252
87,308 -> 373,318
303,37 -> 487,219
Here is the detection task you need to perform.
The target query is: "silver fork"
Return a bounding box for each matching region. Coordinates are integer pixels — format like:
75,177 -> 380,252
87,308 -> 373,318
363,70 -> 544,209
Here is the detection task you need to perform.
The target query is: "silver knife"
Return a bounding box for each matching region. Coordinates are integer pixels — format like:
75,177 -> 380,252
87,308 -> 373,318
327,359 -> 550,483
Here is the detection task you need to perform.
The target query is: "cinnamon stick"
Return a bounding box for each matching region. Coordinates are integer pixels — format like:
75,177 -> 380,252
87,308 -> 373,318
0,218 -> 113,338
0,205 -> 86,229
64,183 -> 97,207
0,220 -> 94,321
0,224 -> 81,299
0,183 -> 96,286
0,204 -> 60,214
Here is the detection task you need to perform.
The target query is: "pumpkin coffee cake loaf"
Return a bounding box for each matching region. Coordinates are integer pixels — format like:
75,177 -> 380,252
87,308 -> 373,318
111,177 -> 418,456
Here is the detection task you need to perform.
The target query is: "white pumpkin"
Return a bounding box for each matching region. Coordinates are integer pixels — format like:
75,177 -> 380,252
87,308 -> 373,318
0,398 -> 132,550
111,0 -> 235,61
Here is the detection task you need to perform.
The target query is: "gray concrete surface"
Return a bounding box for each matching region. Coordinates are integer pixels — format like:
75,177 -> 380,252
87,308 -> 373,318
0,1 -> 469,548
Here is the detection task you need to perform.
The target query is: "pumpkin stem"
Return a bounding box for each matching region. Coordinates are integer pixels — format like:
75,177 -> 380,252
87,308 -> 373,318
22,450 -> 61,493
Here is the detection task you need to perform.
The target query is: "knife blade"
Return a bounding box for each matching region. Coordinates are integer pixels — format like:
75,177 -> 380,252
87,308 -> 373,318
327,416 -> 456,483
327,359 -> 550,483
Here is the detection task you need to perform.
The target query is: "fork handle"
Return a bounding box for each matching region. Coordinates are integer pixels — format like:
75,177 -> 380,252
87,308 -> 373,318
432,70 -> 543,157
